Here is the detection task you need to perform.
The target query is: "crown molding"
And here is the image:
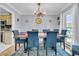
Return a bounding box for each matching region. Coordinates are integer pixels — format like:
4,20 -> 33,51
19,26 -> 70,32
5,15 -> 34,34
6,3 -> 73,15
57,3 -> 74,15
7,3 -> 22,15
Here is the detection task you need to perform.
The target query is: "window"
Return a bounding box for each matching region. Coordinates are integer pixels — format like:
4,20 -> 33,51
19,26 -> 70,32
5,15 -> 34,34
66,15 -> 72,47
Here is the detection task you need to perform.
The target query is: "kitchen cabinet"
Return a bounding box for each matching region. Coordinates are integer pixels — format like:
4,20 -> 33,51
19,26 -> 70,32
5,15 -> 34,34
4,31 -> 12,44
0,15 -> 12,44
0,15 -> 12,25
6,16 -> 12,25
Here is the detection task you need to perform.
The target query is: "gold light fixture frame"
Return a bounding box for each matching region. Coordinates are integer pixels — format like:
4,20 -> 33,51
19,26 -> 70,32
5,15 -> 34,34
34,3 -> 45,24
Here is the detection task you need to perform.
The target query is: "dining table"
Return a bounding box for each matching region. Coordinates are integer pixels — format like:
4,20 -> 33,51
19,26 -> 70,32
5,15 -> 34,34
16,32 -> 67,50
16,32 -> 67,39
16,32 -> 47,39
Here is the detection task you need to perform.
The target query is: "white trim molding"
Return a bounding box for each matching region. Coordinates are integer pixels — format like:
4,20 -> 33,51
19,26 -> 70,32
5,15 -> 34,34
3,3 -> 73,15
57,3 -> 74,15
7,3 -> 22,15
0,4 -> 15,45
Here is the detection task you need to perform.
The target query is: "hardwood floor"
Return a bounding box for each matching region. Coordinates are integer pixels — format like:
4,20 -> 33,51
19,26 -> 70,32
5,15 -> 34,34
0,45 -> 15,56
0,44 -> 21,56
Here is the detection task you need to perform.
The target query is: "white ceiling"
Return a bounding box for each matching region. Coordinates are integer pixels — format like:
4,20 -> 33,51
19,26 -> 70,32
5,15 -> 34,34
10,3 -> 69,15
0,7 -> 9,13
0,7 -> 10,15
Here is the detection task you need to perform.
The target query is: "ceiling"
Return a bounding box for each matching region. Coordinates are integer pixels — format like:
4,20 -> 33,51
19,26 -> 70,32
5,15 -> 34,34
0,7 -> 10,15
10,3 -> 69,15
0,7 -> 9,13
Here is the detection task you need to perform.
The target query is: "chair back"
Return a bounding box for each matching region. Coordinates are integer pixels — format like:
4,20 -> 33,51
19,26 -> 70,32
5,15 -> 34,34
43,29 -> 50,33
32,29 -> 38,32
61,30 -> 67,35
72,45 -> 79,55
60,30 -> 67,41
12,30 -> 20,42
54,29 -> 59,33
45,31 -> 57,48
12,30 -> 19,38
27,31 -> 39,48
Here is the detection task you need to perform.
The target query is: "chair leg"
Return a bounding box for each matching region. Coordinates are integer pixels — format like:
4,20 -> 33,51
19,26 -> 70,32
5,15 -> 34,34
44,38 -> 46,49
44,42 -> 45,49
63,41 -> 65,49
27,40 -> 29,56
24,42 -> 25,50
37,47 -> 39,56
60,42 -> 62,46
27,39 -> 28,48
28,49 -> 29,56
46,48 -> 48,56
72,53 -> 74,56
24,42 -> 28,52
44,39 -> 45,49
27,42 -> 29,55
15,43 -> 17,51
55,48 -> 57,56
27,41 -> 28,49
19,43 -> 20,48
72,51 -> 75,56
24,42 -> 27,53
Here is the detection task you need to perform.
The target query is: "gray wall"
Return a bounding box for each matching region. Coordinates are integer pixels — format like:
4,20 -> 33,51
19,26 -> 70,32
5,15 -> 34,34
0,3 -> 21,44
0,3 -> 21,30
17,15 -> 59,32
0,4 -> 59,32
0,3 -> 59,44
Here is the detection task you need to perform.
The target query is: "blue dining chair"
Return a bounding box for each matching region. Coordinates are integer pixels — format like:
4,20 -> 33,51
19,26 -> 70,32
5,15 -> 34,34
27,31 -> 39,56
72,45 -> 79,56
45,31 -> 57,56
54,29 -> 59,33
43,29 -> 50,33
57,30 -> 67,49
12,30 -> 27,51
32,29 -> 38,32
43,29 -> 50,49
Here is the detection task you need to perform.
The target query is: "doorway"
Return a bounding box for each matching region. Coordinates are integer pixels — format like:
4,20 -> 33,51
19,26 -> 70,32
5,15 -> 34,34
0,7 -> 12,44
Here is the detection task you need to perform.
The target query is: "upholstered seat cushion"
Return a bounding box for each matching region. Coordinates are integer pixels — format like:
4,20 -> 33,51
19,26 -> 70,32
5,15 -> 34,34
72,45 -> 79,55
16,39 -> 27,43
57,39 -> 63,42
